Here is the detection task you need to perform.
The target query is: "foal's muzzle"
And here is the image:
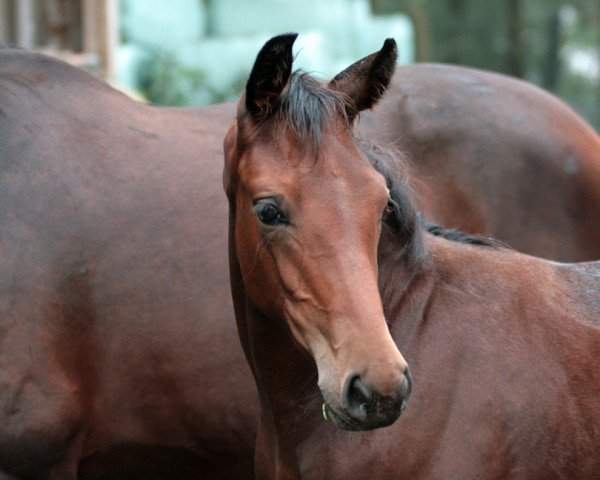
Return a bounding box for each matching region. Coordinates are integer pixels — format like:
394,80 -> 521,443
326,368 -> 412,431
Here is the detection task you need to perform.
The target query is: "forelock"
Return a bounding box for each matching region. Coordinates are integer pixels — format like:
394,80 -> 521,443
249,71 -> 348,150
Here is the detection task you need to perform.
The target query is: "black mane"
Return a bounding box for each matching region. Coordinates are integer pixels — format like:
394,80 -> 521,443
359,142 -> 426,267
361,141 -> 509,266
420,216 -> 510,249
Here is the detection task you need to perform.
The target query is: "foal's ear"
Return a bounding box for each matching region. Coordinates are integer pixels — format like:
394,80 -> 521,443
328,38 -> 397,122
245,33 -> 298,119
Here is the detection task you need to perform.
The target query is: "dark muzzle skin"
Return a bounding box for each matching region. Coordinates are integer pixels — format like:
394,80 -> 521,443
325,368 -> 412,431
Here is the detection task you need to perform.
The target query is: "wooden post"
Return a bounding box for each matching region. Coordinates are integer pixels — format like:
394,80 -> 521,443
15,0 -> 36,48
82,0 -> 118,81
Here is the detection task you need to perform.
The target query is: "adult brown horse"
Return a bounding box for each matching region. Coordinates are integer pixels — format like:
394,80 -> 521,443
0,48 -> 257,479
224,34 -> 600,479
2,44 -> 600,478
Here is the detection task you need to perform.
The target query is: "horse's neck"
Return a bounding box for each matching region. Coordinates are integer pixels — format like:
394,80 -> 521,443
378,233 -> 522,322
379,235 -> 600,473
379,232 -> 600,347
237,299 -> 318,432
247,306 -> 316,401
377,232 -> 521,342
377,233 -> 436,340
244,304 -> 319,479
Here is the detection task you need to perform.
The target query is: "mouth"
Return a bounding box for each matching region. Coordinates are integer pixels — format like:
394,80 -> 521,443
322,380 -> 411,432
323,399 -> 409,432
323,403 -> 365,431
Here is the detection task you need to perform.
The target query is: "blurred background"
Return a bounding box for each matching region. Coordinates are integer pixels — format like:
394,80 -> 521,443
1,0 -> 599,129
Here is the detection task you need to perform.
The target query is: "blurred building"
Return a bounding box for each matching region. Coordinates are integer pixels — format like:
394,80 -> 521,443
0,0 -> 413,105
117,0 -> 413,105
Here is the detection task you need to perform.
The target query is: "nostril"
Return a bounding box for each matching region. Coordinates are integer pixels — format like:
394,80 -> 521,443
342,369 -> 411,428
404,367 -> 412,390
346,375 -> 372,416
352,375 -> 372,400
400,368 -> 412,405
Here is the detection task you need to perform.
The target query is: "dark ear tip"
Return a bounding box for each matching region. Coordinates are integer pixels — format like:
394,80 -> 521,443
383,38 -> 397,50
381,38 -> 398,58
252,33 -> 298,66
282,32 -> 299,42
262,32 -> 298,51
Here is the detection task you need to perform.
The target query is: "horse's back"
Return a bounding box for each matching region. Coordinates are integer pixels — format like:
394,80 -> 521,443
360,63 -> 600,262
558,261 -> 600,327
0,49 -> 256,479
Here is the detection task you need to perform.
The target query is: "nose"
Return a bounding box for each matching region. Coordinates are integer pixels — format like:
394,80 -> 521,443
344,367 -> 412,429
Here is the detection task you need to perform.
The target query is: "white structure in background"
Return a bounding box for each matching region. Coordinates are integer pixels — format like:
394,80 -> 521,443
117,0 -> 413,104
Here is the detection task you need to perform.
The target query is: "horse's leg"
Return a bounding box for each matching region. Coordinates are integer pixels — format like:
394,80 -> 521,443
0,365 -> 85,479
46,432 -> 86,480
0,308 -> 87,478
0,472 -> 19,479
0,254 -> 95,478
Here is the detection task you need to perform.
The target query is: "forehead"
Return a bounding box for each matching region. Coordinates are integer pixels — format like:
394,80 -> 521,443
238,121 -> 388,197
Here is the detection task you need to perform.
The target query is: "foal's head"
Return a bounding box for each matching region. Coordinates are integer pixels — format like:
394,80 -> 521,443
224,34 -> 411,431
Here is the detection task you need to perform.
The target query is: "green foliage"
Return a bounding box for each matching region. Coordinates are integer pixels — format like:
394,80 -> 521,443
136,49 -> 247,106
137,50 -> 205,106
373,0 -> 600,129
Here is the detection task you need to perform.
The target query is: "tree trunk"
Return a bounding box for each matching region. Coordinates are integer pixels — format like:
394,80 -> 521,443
507,0 -> 524,77
542,9 -> 561,90
405,3 -> 434,62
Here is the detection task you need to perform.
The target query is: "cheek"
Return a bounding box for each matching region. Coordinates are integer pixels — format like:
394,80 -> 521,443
235,211 -> 284,313
235,211 -> 261,276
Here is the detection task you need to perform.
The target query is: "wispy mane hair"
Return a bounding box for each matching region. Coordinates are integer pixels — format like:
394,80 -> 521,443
362,142 -> 510,267
360,142 -> 427,268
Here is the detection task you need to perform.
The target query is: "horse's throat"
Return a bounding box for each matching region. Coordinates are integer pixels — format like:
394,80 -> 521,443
247,305 -> 320,415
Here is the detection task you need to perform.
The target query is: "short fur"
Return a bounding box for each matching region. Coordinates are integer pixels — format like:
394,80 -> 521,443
226,35 -> 600,480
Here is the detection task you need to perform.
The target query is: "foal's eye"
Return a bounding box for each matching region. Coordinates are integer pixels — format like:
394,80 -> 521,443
254,200 -> 289,226
383,200 -> 395,219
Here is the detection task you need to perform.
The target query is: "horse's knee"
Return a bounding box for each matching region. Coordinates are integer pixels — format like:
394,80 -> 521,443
0,471 -> 19,480
0,373 -> 83,478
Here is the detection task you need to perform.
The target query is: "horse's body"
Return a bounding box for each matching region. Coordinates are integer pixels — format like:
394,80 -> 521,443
285,236 -> 600,479
362,63 -> 600,262
289,242 -> 600,479
225,35 -> 600,480
2,45 -> 600,478
0,48 -> 257,479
